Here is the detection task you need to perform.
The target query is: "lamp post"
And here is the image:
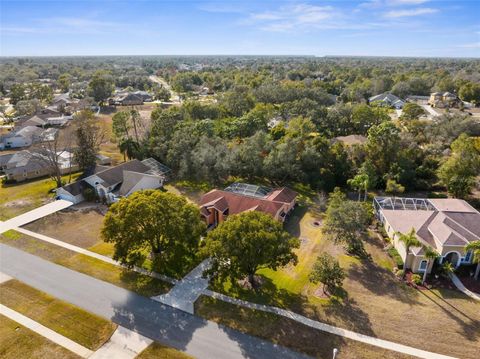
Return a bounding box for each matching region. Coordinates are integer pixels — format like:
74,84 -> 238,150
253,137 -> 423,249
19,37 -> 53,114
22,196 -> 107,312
333,348 -> 338,359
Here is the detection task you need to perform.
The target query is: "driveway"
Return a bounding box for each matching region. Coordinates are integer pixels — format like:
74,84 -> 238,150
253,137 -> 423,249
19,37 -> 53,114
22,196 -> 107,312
0,200 -> 72,234
0,244 -> 310,359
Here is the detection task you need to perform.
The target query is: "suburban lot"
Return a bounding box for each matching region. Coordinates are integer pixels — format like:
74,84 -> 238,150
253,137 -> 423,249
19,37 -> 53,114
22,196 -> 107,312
205,205 -> 480,359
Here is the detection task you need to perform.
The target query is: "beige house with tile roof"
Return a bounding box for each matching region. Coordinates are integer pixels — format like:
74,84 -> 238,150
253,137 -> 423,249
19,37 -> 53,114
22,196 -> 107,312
374,197 -> 478,274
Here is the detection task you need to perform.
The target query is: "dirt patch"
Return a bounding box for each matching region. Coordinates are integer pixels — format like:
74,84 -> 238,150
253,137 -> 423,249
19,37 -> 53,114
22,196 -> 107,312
23,209 -> 105,248
3,199 -> 33,208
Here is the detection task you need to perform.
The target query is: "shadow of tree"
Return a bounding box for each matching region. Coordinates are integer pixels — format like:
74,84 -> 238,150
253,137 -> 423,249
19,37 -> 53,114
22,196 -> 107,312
284,205 -> 309,238
347,260 -> 419,305
417,288 -> 480,342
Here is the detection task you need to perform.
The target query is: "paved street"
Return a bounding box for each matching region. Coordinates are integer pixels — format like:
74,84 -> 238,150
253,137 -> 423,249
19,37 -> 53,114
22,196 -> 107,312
0,244 -> 310,359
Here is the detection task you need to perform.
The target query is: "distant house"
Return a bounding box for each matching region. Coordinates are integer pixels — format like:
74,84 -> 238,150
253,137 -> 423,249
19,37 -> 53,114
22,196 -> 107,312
108,92 -> 145,106
374,197 -> 479,274
369,93 -> 405,109
199,182 -> 297,228
45,115 -> 74,127
335,134 -> 367,146
0,126 -> 58,149
428,92 -> 461,108
0,150 -> 78,182
133,91 -> 153,102
57,158 -> 170,204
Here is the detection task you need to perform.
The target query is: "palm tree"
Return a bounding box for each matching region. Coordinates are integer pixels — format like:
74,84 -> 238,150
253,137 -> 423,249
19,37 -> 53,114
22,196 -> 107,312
466,240 -> 480,280
396,228 -> 421,277
347,174 -> 369,201
422,246 -> 439,284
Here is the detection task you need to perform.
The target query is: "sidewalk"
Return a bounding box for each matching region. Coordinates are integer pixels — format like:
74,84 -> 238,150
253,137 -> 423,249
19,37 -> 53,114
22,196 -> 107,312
0,304 -> 93,358
152,259 -> 211,313
90,326 -> 152,359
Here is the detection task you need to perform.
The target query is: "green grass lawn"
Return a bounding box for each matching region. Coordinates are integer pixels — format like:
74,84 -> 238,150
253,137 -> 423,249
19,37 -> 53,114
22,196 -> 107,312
0,173 -> 82,221
205,205 -> 480,359
0,280 -> 116,350
0,315 -> 81,359
137,343 -> 194,359
0,231 -> 172,297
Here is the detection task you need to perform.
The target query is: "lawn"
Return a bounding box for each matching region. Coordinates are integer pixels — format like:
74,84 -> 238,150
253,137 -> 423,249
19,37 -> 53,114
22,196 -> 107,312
0,231 -> 172,297
195,296 -> 411,359
0,173 -> 82,221
0,280 -> 116,350
0,315 -> 81,359
137,343 -> 194,359
206,205 -> 480,359
164,179 -> 212,204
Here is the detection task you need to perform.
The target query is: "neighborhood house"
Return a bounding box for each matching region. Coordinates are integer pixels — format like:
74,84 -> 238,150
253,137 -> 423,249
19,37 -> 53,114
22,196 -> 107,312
0,126 -> 58,149
56,158 -> 170,204
199,182 -> 297,228
374,197 -> 478,274
368,93 -> 405,109
428,92 -> 461,108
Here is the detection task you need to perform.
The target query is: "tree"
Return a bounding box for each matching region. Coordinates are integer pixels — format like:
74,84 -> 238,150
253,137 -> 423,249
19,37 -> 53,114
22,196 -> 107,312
154,86 -> 171,101
438,134 -> 480,198
102,190 -> 205,273
458,82 -> 480,106
422,246 -> 439,284
385,179 -> 405,196
322,189 -> 370,255
348,174 -> 369,201
73,110 -> 104,171
396,228 -> 421,275
202,211 -> 299,289
466,241 -> 480,280
309,253 -> 346,295
58,73 -> 72,93
14,99 -> 41,116
400,103 -> 425,121
88,70 -> 114,104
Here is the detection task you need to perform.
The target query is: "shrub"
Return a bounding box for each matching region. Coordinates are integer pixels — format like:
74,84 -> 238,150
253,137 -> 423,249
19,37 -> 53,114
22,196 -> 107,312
83,187 -> 97,202
387,247 -> 404,269
395,269 -> 404,278
412,274 -> 422,285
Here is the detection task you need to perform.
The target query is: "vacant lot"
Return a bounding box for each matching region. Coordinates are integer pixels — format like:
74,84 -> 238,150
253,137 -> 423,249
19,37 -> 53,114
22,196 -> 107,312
0,173 -> 81,221
207,205 -> 480,359
137,343 -> 194,359
23,208 -> 114,255
0,280 -> 116,350
0,315 -> 80,359
0,231 -> 172,297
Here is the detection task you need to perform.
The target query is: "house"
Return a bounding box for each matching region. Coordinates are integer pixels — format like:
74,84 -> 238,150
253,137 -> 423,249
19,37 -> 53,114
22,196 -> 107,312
133,91 -> 153,102
199,182 -> 297,228
0,126 -> 58,149
428,92 -> 461,108
108,92 -> 144,106
369,93 -> 405,109
374,197 -> 479,274
335,134 -> 367,146
57,158 -> 170,204
45,115 -> 74,127
0,149 -> 79,182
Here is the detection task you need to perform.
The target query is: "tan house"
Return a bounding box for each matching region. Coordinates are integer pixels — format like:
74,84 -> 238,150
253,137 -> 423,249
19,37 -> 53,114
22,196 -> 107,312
374,197 -> 478,274
428,92 -> 461,108
199,183 -> 297,228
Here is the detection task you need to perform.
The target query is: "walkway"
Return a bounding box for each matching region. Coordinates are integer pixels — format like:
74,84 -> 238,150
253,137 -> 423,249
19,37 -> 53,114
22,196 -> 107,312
0,200 -> 73,234
153,259 -> 211,313
0,304 -> 93,358
0,244 -> 310,359
90,326 -> 152,359
15,227 -> 176,284
450,273 -> 480,301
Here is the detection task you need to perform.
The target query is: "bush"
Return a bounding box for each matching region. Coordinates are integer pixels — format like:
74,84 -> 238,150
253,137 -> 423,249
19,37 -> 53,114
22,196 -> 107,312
387,247 -> 404,269
395,269 -> 404,278
83,187 -> 97,202
412,274 -> 422,285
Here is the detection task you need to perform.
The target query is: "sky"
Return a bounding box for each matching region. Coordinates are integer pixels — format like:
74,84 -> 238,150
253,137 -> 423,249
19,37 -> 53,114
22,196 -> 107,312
1,0 -> 479,57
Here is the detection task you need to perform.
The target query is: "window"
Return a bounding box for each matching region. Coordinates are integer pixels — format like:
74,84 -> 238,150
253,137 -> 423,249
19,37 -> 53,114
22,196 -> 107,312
419,260 -> 428,271
464,250 -> 472,263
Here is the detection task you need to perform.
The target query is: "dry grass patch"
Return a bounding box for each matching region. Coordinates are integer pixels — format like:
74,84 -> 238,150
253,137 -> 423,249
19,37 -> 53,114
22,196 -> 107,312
0,280 -> 116,350
137,343 -> 194,359
195,296 -> 412,359
0,314 -> 80,359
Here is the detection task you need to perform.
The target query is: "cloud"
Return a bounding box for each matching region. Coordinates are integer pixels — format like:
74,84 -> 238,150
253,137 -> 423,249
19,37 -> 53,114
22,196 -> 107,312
384,7 -> 438,18
457,42 -> 480,49
359,0 -> 430,9
245,3 -> 351,32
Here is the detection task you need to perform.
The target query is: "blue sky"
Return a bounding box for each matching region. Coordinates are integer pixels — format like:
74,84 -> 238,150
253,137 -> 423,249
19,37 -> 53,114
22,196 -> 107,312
1,0 -> 479,57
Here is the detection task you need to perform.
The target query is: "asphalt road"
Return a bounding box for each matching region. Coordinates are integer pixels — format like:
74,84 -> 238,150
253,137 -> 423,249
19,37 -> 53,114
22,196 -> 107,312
0,244 -> 311,359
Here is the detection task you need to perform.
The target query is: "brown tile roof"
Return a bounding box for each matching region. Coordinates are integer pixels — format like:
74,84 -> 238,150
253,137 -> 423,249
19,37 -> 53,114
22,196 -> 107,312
200,188 -> 295,218
265,187 -> 297,203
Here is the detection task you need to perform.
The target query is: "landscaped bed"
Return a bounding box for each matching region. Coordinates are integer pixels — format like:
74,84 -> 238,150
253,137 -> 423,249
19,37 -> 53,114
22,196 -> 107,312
0,314 -> 81,359
0,280 -> 116,350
